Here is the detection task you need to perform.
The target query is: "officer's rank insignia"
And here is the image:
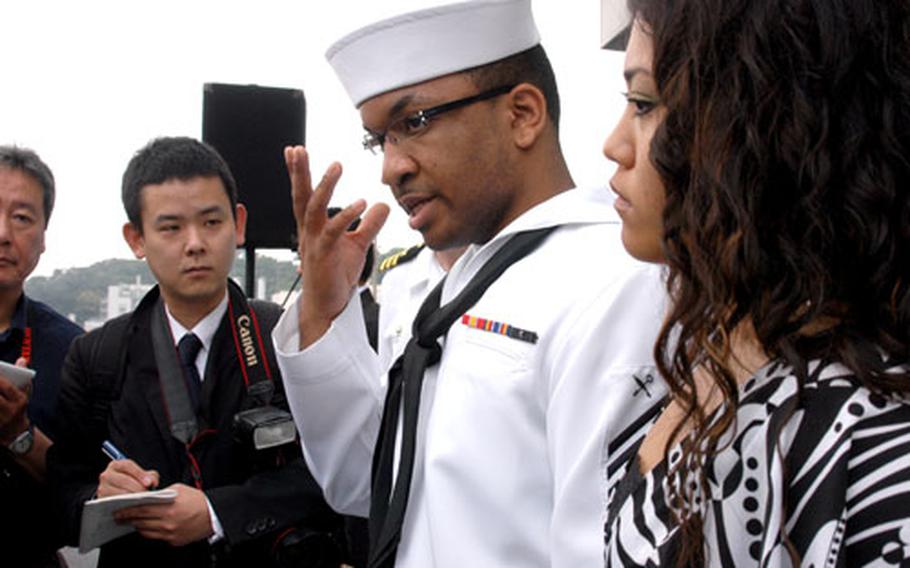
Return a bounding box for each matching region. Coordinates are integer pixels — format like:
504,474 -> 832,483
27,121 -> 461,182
378,244 -> 424,273
460,314 -> 538,344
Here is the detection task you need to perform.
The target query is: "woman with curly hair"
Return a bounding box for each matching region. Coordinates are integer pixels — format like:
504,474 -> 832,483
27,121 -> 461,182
601,0 -> 910,565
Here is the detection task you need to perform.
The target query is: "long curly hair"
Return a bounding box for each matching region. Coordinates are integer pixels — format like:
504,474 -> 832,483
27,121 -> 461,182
627,0 -> 910,563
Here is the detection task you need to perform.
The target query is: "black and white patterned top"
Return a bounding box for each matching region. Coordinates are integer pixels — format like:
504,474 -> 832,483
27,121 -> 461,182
603,358 -> 910,566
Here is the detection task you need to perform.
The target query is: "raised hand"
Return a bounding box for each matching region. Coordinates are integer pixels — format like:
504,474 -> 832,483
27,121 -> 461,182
284,146 -> 389,349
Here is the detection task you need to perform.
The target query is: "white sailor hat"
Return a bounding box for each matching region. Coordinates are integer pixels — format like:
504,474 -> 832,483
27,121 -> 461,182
326,0 -> 541,107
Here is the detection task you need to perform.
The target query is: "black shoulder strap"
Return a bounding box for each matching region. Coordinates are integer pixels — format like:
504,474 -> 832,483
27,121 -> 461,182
82,316 -> 132,403
150,298 -> 200,444
225,281 -> 278,405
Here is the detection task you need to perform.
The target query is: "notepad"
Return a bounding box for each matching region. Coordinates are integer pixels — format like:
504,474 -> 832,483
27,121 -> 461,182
0,360 -> 35,389
78,488 -> 177,553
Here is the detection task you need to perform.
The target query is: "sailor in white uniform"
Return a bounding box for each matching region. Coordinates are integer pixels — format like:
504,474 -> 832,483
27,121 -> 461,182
273,1 -> 667,566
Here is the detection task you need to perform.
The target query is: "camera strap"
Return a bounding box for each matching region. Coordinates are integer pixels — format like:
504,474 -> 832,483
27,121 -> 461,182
225,279 -> 275,406
150,280 -> 276,447
13,297 -> 36,365
150,298 -> 200,445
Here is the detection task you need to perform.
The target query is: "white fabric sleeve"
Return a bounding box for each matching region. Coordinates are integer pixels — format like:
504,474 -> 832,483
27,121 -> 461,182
272,293 -> 385,516
206,496 -> 225,542
543,262 -> 666,567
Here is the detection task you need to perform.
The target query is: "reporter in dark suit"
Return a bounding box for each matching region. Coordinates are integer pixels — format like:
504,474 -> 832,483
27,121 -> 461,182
48,137 -> 344,568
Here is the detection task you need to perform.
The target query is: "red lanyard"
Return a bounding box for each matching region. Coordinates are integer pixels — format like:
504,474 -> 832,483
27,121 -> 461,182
20,327 -> 31,366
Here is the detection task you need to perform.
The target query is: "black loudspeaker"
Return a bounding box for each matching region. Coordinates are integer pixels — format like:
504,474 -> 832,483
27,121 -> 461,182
203,83 -> 305,249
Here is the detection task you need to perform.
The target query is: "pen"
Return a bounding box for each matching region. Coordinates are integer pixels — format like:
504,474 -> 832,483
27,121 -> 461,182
101,440 -> 128,461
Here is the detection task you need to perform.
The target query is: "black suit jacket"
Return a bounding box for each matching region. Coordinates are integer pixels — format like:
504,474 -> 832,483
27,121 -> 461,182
48,287 -> 342,568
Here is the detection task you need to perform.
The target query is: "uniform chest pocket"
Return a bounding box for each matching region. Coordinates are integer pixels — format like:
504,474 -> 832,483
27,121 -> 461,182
445,316 -> 537,378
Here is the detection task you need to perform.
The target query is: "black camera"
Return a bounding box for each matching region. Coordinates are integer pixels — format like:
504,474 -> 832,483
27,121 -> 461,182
273,527 -> 344,568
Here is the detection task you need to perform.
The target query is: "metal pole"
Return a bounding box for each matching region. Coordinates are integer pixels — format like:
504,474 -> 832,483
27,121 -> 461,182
245,245 -> 256,298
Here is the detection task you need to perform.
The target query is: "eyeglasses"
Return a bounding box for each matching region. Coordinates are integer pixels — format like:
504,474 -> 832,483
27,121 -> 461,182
362,84 -> 516,154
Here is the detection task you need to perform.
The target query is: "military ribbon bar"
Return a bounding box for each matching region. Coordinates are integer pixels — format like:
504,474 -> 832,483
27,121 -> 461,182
460,314 -> 539,344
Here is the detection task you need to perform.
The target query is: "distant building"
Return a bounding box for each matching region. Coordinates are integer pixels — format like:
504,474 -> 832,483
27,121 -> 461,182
83,319 -> 105,332
256,276 -> 267,300
105,276 -> 153,320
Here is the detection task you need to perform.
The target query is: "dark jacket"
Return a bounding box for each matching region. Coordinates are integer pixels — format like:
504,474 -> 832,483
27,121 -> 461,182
48,286 -> 343,568
0,296 -> 83,568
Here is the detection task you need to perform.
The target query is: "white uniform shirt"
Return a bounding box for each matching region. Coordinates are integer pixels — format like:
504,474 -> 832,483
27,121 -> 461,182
376,245 -> 447,372
273,187 -> 667,567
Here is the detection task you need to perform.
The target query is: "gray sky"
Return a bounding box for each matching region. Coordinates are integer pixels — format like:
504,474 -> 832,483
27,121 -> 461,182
3,0 -> 626,277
